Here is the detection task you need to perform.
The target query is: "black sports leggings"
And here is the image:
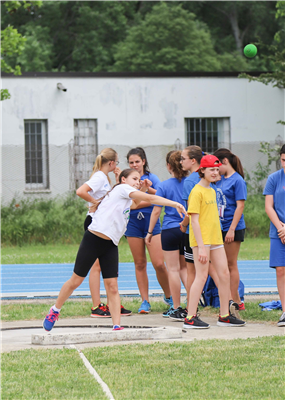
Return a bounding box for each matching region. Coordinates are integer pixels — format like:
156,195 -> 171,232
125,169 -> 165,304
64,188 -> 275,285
73,230 -> 118,279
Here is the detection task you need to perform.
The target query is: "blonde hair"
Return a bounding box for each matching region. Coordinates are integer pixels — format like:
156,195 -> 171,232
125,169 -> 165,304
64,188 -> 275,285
90,148 -> 117,183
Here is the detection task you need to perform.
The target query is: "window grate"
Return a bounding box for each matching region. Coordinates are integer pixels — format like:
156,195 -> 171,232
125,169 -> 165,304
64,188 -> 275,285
24,120 -> 49,189
186,118 -> 219,153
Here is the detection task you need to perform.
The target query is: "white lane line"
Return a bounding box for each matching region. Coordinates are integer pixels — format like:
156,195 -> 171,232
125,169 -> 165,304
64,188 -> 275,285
68,345 -> 115,400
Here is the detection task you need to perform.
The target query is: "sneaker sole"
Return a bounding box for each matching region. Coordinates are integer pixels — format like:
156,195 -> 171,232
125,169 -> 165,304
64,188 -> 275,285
169,316 -> 185,321
90,314 -> 111,318
183,324 -> 210,329
277,322 -> 285,327
138,310 -> 150,314
217,321 -> 246,327
121,313 -> 132,316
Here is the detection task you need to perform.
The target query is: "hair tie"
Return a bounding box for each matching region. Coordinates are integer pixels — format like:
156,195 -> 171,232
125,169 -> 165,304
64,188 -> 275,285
202,151 -> 205,155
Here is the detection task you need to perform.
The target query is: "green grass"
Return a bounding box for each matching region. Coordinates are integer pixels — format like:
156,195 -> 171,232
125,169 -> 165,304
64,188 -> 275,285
1,237 -> 269,264
2,336 -> 284,399
1,299 -> 281,323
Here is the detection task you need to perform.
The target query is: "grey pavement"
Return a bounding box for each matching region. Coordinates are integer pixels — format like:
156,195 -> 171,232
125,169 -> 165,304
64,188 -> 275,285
1,312 -> 284,353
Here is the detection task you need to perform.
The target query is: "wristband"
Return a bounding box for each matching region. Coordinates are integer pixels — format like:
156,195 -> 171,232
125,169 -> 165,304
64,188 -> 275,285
148,231 -> 153,234
181,224 -> 187,228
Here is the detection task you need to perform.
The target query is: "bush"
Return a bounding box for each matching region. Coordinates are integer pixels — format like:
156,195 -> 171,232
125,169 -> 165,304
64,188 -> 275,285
1,194 -> 87,246
244,195 -> 270,238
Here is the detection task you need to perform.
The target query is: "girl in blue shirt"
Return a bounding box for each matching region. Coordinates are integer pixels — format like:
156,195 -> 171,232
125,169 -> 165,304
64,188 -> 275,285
146,151 -> 188,320
125,147 -> 172,313
263,144 -> 285,327
214,148 -> 247,311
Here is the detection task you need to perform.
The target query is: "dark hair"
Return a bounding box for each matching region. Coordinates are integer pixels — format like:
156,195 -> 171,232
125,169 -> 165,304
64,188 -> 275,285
280,144 -> 285,155
213,148 -> 244,179
184,145 -> 204,164
167,151 -> 188,181
118,168 -> 138,183
126,147 -> 150,175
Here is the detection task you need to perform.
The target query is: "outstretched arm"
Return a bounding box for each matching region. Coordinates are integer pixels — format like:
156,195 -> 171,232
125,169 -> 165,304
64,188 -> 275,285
130,191 -> 186,217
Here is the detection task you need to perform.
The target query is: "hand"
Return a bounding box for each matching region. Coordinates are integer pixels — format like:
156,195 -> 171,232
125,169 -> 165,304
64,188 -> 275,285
277,223 -> 285,239
224,229 -> 234,244
180,222 -> 187,232
140,179 -> 152,192
198,246 -> 208,264
89,199 -> 100,213
175,203 -> 187,218
113,167 -> 121,183
145,233 -> 153,245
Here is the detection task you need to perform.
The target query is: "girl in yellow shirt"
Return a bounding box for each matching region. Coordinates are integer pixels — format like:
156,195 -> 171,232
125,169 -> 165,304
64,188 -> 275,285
184,155 -> 246,329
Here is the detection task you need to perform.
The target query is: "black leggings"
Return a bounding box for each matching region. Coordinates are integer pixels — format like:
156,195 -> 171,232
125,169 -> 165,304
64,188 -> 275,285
74,230 -> 118,279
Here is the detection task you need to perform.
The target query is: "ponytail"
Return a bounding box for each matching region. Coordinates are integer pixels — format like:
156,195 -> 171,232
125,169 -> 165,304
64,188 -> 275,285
214,148 -> 244,179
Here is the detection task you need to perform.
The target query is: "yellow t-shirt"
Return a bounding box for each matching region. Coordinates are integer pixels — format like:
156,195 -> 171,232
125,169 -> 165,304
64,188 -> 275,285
187,184 -> 223,247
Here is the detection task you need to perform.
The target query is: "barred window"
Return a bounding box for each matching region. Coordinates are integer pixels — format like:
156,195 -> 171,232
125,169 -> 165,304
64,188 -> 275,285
185,118 -> 230,153
24,120 -> 49,190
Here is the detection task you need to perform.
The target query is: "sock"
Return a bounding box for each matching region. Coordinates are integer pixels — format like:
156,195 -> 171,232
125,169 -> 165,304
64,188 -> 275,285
220,313 -> 229,318
52,305 -> 61,313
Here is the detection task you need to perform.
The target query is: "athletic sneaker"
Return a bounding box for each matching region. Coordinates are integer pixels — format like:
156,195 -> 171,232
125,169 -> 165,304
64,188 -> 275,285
169,307 -> 187,321
183,314 -> 210,329
113,325 -> 124,331
138,300 -> 151,314
163,295 -> 173,307
277,312 -> 285,327
217,313 -> 246,327
120,305 -> 132,316
239,302 -> 245,311
43,307 -> 59,331
229,300 -> 240,319
162,306 -> 174,318
91,303 -> 111,318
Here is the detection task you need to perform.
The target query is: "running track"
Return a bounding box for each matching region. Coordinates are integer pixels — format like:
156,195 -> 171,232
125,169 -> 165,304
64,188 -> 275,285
1,260 -> 277,298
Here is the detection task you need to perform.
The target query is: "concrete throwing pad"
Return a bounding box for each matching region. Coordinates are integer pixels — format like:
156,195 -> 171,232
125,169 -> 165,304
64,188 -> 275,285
31,326 -> 182,345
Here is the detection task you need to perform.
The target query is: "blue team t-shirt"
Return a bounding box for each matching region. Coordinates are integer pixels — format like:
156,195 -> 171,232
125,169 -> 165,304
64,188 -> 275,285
155,177 -> 186,230
263,169 -> 285,239
129,172 -> 161,216
215,172 -> 247,231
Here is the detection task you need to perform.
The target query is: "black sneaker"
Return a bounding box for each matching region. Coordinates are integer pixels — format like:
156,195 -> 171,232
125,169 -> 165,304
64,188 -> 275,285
162,306 -> 174,318
217,313 -> 246,327
120,305 -> 132,316
277,312 -> 285,327
229,300 -> 241,319
90,303 -> 111,318
169,307 -> 187,321
183,314 -> 210,329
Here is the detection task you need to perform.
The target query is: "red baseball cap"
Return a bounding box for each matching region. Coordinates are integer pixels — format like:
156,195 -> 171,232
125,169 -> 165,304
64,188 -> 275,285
196,155 -> 222,171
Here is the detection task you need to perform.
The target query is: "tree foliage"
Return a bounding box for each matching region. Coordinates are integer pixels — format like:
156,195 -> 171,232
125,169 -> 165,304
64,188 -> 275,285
0,1 -> 280,74
1,1 -> 42,100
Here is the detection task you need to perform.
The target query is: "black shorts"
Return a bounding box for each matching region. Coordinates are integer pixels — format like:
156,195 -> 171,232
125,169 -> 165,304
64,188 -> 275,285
161,227 -> 184,254
184,233 -> 194,264
74,230 -> 118,279
222,228 -> 245,242
84,215 -> 92,231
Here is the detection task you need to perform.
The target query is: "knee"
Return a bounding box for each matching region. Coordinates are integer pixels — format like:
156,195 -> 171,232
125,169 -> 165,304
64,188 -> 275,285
68,276 -> 83,291
276,267 -> 285,279
105,280 -> 119,296
135,261 -> 147,272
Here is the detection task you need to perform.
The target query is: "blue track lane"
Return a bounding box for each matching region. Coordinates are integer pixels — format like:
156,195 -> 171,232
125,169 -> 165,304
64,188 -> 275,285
1,260 -> 277,298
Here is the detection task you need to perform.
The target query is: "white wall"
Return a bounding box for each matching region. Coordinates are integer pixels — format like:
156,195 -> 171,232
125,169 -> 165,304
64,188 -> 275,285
1,74 -> 284,203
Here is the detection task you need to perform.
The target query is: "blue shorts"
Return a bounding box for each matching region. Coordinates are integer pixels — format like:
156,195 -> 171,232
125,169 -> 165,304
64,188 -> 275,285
125,211 -> 161,238
269,238 -> 285,268
161,227 -> 184,254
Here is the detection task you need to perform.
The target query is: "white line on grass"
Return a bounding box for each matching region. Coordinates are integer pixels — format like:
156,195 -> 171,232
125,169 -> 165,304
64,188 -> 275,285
68,345 -> 115,400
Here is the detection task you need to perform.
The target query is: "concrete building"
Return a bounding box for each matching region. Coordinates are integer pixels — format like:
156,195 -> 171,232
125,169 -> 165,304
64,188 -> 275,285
1,72 -> 284,203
